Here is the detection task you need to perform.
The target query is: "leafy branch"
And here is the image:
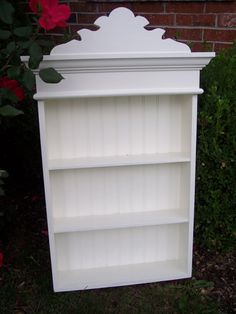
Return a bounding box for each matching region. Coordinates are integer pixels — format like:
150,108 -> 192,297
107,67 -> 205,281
0,0 -> 71,117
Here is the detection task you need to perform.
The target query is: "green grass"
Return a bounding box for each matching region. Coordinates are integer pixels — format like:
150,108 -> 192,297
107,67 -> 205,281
0,258 -> 221,314
0,278 -> 221,314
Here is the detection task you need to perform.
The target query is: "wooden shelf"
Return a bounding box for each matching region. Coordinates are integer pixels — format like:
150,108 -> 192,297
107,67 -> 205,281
55,259 -> 189,291
48,153 -> 190,170
53,209 -> 188,233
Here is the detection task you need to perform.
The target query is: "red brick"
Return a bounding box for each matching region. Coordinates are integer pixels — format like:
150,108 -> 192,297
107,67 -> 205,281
68,13 -> 77,24
193,14 -> 216,27
77,14 -> 101,24
163,28 -> 179,39
204,29 -> 236,42
214,42 -> 234,52
145,14 -> 174,26
70,2 -> 97,13
166,2 -> 204,14
69,25 -> 81,39
131,2 -> 164,13
190,41 -> 214,52
165,27 -> 202,41
181,28 -> 203,41
206,2 -> 236,13
218,14 -> 236,28
176,14 -> 216,27
54,35 -> 67,45
176,14 -> 192,26
70,24 -> 99,33
98,2 -> 132,13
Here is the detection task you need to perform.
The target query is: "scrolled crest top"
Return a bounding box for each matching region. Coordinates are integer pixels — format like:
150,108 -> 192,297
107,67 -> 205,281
51,7 -> 191,55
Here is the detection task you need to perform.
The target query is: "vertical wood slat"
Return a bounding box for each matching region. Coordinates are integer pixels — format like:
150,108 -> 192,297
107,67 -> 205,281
44,95 -> 191,160
50,163 -> 189,219
55,224 -> 188,271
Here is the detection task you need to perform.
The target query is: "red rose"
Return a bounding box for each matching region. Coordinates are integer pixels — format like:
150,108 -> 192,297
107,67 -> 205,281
0,77 -> 25,101
29,0 -> 71,31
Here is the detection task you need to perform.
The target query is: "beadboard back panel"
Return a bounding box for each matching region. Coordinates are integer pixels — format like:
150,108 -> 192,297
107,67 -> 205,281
45,95 -> 192,160
50,163 -> 189,218
55,224 -> 188,271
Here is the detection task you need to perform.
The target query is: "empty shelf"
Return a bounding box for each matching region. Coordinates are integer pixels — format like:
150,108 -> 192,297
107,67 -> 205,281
55,259 -> 189,291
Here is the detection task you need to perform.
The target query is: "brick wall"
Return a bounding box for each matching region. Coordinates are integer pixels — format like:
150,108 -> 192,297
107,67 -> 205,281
24,1 -> 236,52
69,1 -> 236,52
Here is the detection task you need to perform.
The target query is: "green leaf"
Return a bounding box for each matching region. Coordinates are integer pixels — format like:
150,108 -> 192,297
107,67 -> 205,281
0,187 -> 4,196
6,41 -> 16,54
0,29 -> 11,39
29,42 -> 43,69
10,54 -> 21,67
7,66 -> 21,79
0,88 -> 18,102
39,68 -> 64,84
0,170 -> 8,178
17,40 -> 31,50
0,105 -> 23,117
0,0 -> 15,24
22,69 -> 35,90
37,39 -> 54,48
14,26 -> 32,38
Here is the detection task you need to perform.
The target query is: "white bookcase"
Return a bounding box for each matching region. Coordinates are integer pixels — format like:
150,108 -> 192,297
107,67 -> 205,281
25,8 -> 214,292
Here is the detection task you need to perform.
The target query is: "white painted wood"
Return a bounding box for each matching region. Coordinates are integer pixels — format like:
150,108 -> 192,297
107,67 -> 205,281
55,224 -> 187,269
57,260 -> 188,292
187,96 -> 199,274
48,153 -> 190,170
33,71 -> 204,100
51,7 -> 190,55
50,163 -> 189,218
33,88 -> 204,101
54,223 -> 188,291
53,210 -> 188,233
30,7 -> 215,292
37,101 -> 59,288
44,95 -> 192,160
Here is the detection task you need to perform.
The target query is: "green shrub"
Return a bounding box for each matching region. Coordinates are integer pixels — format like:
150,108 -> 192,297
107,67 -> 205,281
195,44 -> 236,250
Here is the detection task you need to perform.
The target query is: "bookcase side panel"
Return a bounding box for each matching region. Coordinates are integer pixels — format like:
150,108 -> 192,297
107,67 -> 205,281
37,101 -> 59,289
181,96 -> 193,154
187,95 -> 199,275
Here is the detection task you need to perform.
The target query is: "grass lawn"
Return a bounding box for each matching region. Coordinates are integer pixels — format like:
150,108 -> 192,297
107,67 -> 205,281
0,193 -> 235,314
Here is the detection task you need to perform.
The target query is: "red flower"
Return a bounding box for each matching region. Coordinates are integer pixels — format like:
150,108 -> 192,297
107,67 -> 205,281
0,252 -> 3,268
29,0 -> 71,31
0,77 -> 25,101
